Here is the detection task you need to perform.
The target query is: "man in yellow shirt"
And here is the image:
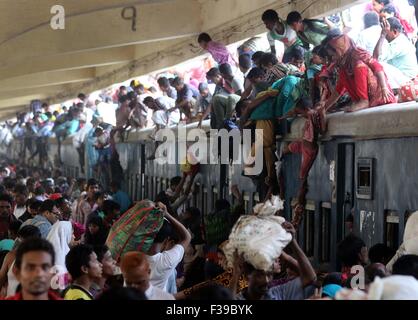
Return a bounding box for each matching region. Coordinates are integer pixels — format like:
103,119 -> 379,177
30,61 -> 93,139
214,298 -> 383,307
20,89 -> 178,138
63,244 -> 103,300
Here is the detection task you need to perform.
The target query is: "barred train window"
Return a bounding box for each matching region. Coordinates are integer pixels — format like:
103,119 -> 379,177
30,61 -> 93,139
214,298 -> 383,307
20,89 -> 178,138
304,201 -> 315,258
320,203 -> 331,263
385,210 -> 399,252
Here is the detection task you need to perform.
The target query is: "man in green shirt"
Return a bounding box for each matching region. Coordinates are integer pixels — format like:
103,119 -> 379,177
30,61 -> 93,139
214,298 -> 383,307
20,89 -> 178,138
286,11 -> 332,48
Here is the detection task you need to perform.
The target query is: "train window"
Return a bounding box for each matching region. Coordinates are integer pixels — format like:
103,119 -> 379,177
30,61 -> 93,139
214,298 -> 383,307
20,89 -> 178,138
243,192 -> 250,213
385,210 -> 400,252
357,158 -> 374,200
253,193 -> 260,204
320,202 -> 331,262
212,187 -> 218,210
303,202 -> 315,258
203,188 -> 208,215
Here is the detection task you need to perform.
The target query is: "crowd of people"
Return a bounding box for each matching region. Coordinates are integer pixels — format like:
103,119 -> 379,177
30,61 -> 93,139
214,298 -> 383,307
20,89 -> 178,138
0,0 -> 418,300
0,158 -> 417,301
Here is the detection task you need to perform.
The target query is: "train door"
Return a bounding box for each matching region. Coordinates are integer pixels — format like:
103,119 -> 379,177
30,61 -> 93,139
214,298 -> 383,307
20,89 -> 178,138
336,143 -> 355,242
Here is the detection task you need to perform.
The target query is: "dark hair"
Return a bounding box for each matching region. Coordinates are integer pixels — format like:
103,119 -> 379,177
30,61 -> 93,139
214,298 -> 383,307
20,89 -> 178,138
102,200 -> 121,215
119,95 -> 129,104
376,0 -> 390,5
387,17 -> 403,32
170,176 -> 182,187
185,207 -> 201,218
65,244 -> 95,280
247,67 -> 265,80
17,225 -> 42,240
262,9 -> 279,22
364,11 -> 380,28
235,99 -> 249,118
39,199 -> 55,213
87,178 -> 99,188
14,184 -> 28,196
15,238 -> 55,270
9,220 -> 22,235
219,63 -> 233,77
85,216 -> 108,246
197,33 -> 212,43
260,53 -> 278,67
98,287 -> 147,300
93,244 -> 110,262
0,193 -> 13,205
29,198 -> 42,210
143,96 -> 155,106
153,220 -> 174,244
392,255 -> 418,280
368,243 -> 395,264
110,180 -> 121,190
290,46 -> 305,61
157,77 -> 170,88
215,199 -> 230,212
77,93 -> 86,100
119,85 -> 127,91
172,77 -> 184,87
252,51 -> 265,64
187,284 -> 233,300
206,67 -> 221,78
382,3 -> 397,15
286,11 -> 302,25
239,54 -> 252,70
337,234 -> 366,267
322,272 -> 343,286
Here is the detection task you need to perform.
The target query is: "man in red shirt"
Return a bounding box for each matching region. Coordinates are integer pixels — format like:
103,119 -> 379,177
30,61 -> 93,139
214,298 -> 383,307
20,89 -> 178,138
3,238 -> 62,300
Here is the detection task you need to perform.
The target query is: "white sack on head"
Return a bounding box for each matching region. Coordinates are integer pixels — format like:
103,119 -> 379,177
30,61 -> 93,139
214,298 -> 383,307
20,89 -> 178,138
403,211 -> 418,255
253,196 -> 284,216
223,196 -> 291,271
367,275 -> 418,300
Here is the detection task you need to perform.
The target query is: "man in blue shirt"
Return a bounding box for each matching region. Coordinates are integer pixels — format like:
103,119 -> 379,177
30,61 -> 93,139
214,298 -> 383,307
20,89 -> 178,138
20,200 -> 60,239
110,181 -> 132,214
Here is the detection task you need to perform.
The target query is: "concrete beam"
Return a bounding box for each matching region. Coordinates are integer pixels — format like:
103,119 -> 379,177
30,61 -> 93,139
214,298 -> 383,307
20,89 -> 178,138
0,69 -> 95,91
0,46 -> 134,81
0,0 -> 201,68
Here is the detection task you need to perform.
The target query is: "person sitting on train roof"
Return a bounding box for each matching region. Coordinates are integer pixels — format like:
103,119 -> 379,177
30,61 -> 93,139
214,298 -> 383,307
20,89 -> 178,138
231,222 -> 316,300
261,9 -> 302,62
196,82 -> 212,117
202,71 -> 241,130
259,53 -> 300,87
171,77 -> 199,122
238,54 -> 255,100
286,11 -> 334,49
373,17 -> 418,88
219,63 -> 244,96
157,77 -> 177,100
197,32 -> 236,67
356,11 -> 382,55
320,34 -> 396,113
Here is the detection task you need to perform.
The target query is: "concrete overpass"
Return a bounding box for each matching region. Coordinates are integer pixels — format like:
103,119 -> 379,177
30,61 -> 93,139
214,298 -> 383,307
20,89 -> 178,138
0,0 -> 367,119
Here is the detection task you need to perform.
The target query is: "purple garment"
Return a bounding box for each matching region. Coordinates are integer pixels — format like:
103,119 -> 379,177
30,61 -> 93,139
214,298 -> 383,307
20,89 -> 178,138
206,41 -> 235,65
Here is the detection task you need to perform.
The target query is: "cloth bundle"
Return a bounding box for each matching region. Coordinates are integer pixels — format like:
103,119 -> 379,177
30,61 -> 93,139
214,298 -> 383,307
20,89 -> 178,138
223,196 -> 292,271
106,200 -> 164,261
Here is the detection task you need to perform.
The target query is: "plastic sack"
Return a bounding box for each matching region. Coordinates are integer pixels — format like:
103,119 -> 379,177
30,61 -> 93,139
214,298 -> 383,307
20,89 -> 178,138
223,196 -> 291,271
403,211 -> 418,255
106,200 -> 164,261
367,275 -> 418,300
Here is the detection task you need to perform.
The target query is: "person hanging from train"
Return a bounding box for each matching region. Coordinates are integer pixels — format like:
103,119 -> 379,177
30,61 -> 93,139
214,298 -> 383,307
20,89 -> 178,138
278,98 -> 327,228
319,34 -> 396,113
